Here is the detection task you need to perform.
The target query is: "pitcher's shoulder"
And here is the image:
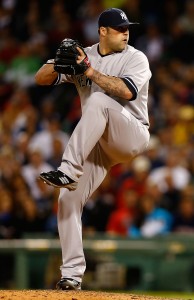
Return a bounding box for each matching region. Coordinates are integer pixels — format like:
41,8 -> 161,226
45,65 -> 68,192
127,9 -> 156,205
84,43 -> 98,55
126,45 -> 149,62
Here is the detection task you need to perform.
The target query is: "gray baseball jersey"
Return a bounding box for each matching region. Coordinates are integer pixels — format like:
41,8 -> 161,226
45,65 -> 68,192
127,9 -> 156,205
55,43 -> 151,127
53,43 -> 151,283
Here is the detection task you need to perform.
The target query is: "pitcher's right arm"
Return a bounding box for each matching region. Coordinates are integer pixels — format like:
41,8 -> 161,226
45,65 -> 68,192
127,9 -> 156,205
35,60 -> 58,85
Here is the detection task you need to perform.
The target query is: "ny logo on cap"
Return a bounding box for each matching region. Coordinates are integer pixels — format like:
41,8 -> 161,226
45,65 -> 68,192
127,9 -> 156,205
120,12 -> 127,20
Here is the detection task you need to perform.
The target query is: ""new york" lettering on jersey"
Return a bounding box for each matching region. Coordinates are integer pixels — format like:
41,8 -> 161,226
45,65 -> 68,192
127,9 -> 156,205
77,75 -> 92,87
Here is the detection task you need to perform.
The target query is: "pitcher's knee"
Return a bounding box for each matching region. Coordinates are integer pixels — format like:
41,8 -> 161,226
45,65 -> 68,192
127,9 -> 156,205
58,190 -> 76,208
89,92 -> 105,100
88,92 -> 112,108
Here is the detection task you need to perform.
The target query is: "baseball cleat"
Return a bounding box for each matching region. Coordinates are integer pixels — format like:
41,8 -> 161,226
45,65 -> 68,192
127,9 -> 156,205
39,170 -> 77,190
56,278 -> 81,290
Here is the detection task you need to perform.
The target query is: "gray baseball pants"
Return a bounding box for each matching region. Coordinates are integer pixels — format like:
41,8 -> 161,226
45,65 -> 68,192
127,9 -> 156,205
58,92 -> 150,282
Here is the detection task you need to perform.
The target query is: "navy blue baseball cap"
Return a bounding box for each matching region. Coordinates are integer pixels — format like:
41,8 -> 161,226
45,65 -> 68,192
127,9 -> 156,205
98,8 -> 139,28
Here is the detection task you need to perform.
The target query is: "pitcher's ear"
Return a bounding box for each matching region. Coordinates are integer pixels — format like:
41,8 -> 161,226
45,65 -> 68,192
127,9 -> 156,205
99,26 -> 107,36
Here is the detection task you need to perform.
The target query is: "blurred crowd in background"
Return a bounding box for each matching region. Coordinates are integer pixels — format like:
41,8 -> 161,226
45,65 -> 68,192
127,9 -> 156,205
0,0 -> 194,240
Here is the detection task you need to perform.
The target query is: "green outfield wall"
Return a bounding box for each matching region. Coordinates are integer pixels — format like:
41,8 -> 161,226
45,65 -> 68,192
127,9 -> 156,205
0,234 -> 194,291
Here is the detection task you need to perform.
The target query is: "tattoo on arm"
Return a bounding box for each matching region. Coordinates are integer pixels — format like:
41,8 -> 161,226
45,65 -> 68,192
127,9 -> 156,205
89,69 -> 131,99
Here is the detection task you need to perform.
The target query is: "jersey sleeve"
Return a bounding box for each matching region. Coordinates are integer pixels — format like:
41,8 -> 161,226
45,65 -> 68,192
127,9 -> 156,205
120,51 -> 152,100
53,73 -> 74,85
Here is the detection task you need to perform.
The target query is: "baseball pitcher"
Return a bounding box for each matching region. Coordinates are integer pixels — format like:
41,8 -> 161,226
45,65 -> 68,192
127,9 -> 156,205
35,8 -> 151,290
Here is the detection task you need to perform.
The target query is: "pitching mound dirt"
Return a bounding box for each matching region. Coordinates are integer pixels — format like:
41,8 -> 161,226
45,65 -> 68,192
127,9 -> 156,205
0,290 -> 187,300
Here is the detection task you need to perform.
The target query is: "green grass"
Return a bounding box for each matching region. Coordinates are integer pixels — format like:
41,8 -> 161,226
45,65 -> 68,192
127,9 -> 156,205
131,291 -> 194,299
